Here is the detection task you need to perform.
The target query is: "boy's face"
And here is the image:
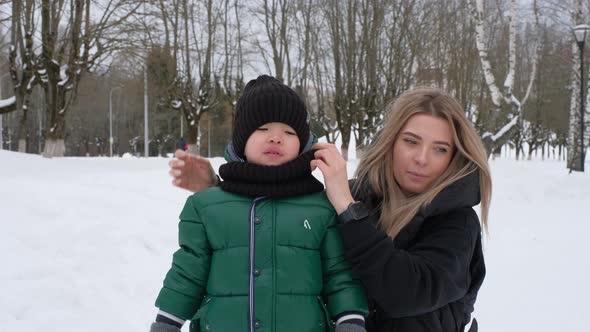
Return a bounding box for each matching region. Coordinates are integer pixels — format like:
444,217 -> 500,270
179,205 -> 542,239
244,122 -> 300,166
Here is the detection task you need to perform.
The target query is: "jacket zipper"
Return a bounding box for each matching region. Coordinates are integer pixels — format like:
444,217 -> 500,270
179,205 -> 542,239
249,197 -> 265,332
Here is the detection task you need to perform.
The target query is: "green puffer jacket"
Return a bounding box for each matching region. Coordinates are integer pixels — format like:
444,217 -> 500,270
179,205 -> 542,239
155,187 -> 368,332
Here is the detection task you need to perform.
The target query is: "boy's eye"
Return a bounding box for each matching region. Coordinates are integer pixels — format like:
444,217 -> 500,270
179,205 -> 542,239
285,131 -> 296,135
256,127 -> 268,131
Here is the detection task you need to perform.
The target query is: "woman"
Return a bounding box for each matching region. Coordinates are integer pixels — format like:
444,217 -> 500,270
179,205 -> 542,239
168,87 -> 491,332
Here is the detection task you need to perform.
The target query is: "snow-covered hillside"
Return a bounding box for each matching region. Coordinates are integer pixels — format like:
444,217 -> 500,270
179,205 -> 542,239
1,150 -> 588,331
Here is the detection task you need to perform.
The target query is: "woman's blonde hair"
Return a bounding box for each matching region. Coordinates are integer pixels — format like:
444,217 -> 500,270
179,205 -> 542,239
354,86 -> 491,238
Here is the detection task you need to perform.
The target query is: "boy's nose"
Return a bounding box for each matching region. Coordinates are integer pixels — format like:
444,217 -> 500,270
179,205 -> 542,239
269,135 -> 282,144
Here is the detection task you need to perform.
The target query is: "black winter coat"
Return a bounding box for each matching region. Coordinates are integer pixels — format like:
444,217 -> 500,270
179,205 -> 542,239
338,172 -> 485,332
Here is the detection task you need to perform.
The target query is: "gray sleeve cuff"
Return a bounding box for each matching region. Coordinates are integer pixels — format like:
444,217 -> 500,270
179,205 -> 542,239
335,322 -> 367,332
150,322 -> 182,332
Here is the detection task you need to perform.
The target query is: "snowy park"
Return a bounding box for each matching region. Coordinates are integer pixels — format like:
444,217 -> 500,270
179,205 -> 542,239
0,149 -> 589,332
2,0 -> 590,331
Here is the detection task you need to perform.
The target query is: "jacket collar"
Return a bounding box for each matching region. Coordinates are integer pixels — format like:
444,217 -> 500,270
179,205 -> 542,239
353,170 -> 481,246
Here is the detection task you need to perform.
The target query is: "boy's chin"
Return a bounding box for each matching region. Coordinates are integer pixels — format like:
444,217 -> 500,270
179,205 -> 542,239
250,156 -> 296,166
256,160 -> 288,166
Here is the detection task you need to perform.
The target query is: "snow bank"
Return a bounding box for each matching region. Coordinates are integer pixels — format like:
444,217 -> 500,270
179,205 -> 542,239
0,150 -> 588,331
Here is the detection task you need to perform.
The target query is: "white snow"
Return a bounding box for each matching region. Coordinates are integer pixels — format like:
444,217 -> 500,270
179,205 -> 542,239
58,77 -> 69,87
0,96 -> 16,108
58,65 -> 69,87
503,72 -> 513,92
483,115 -> 520,142
171,100 -> 182,109
0,149 -> 588,331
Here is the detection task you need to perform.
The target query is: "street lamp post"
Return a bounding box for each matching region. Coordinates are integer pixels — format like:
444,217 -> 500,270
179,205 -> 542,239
144,65 -> 149,157
143,0 -> 149,158
0,72 -> 10,150
207,113 -> 219,158
109,86 -> 122,157
0,77 -> 3,150
574,24 -> 590,172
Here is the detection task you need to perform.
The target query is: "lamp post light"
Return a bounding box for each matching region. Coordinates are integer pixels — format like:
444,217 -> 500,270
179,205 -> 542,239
573,24 -> 590,172
109,86 -> 122,157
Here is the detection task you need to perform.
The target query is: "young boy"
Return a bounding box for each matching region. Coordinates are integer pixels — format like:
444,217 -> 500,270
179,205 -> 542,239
151,75 -> 367,332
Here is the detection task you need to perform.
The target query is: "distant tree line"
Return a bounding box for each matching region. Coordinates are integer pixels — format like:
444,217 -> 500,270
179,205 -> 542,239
0,0 -> 585,167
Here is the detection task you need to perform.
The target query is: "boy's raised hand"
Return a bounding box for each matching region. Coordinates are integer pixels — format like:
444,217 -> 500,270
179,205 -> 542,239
169,149 -> 217,193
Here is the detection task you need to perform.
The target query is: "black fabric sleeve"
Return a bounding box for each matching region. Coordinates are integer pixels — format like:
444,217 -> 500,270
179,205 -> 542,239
155,314 -> 183,328
337,207 -> 480,318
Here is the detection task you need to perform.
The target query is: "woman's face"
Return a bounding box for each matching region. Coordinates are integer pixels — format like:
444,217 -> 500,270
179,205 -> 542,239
392,113 -> 454,196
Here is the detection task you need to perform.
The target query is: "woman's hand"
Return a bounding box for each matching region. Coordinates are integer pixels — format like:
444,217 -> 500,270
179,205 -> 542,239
169,149 -> 217,193
311,143 -> 355,214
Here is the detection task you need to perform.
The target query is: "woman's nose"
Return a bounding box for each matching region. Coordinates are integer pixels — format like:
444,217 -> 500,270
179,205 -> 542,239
413,147 -> 428,165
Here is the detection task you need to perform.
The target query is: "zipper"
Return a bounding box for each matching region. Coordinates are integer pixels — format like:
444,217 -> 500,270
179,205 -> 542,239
317,296 -> 335,332
190,297 -> 213,332
249,197 -> 265,332
271,200 -> 277,332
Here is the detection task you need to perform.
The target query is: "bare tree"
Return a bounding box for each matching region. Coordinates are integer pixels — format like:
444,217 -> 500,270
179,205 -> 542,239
251,0 -> 293,83
323,0 -> 360,160
38,0 -> 140,157
307,0 -> 339,143
567,0 -> 584,170
150,0 -> 219,154
4,0 -> 39,152
221,0 -> 245,103
471,0 -> 541,156
321,0 -> 420,158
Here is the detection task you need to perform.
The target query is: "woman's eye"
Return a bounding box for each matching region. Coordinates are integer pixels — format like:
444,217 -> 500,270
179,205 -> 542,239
435,147 -> 448,153
403,138 -> 417,145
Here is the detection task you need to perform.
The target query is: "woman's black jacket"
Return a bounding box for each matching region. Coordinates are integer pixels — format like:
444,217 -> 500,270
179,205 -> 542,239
338,172 -> 485,332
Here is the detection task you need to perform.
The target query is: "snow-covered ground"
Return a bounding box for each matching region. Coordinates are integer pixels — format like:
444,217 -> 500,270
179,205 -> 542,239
0,149 -> 588,332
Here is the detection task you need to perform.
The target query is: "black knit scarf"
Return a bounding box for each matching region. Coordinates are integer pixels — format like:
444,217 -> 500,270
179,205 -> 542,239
219,150 -> 324,198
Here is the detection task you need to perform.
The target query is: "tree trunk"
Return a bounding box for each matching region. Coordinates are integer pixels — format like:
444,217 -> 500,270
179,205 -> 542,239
42,111 -> 66,157
17,103 -> 29,152
340,127 -> 350,161
567,0 -> 583,171
492,146 -> 501,160
186,123 -> 200,155
18,139 -> 27,153
42,138 -> 66,158
472,0 -> 540,157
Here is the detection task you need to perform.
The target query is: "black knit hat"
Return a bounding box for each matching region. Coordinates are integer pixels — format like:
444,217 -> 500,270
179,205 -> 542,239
232,75 -> 310,159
